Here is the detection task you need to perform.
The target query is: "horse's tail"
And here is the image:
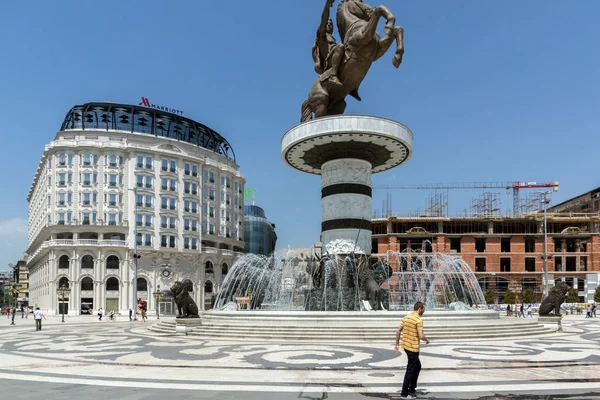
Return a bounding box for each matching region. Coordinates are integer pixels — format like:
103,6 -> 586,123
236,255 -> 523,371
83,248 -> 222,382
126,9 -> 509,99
301,99 -> 312,123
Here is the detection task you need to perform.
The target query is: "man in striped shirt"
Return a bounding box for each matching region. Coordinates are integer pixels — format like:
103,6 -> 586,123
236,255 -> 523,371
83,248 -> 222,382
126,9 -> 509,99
395,301 -> 430,399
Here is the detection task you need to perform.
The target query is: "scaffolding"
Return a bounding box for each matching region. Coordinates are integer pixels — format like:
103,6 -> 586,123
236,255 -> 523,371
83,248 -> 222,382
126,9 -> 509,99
519,191 -> 544,214
471,192 -> 501,218
424,190 -> 448,217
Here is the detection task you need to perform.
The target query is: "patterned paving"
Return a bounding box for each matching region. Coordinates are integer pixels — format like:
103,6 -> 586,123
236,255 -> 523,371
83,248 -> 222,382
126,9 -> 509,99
0,316 -> 598,399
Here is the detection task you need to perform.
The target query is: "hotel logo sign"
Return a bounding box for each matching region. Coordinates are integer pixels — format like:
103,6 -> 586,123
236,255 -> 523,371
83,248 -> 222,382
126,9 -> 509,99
138,97 -> 184,116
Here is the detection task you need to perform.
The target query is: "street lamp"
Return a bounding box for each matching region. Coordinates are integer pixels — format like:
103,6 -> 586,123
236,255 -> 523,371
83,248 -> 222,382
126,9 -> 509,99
10,284 -> 21,325
541,191 -> 551,298
56,282 -> 71,323
129,187 -> 141,321
153,285 -> 161,320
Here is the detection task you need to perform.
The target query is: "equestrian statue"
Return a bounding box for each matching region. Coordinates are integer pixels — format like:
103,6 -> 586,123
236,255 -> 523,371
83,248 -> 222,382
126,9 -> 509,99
301,0 -> 404,122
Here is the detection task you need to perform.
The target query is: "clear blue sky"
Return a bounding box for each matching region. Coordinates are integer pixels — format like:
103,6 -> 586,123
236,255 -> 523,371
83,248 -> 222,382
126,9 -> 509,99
1,1 -> 599,270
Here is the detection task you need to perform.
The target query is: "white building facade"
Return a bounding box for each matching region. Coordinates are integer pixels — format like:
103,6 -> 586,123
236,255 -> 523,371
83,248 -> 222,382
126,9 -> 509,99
26,102 -> 245,315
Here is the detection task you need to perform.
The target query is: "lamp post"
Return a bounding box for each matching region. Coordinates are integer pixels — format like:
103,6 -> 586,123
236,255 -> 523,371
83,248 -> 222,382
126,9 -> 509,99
541,191 -> 551,298
10,284 -> 20,325
153,285 -> 161,320
129,187 -> 141,320
56,283 -> 71,323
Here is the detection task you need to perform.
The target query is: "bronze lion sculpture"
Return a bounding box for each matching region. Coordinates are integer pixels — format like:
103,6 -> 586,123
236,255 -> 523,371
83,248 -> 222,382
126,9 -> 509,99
171,281 -> 199,318
538,282 -> 570,316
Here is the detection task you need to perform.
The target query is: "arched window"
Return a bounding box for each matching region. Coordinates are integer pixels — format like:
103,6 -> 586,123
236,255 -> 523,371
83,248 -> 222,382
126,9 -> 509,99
136,277 -> 148,291
106,277 -> 119,291
59,255 -> 70,269
205,261 -> 214,274
106,255 -> 119,269
81,255 -> 94,269
205,281 -> 213,293
222,263 -> 228,276
58,277 -> 69,288
81,277 -> 93,291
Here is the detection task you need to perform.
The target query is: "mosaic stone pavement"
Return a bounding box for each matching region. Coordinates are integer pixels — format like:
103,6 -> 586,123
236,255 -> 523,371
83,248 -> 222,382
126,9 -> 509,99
0,316 -> 599,399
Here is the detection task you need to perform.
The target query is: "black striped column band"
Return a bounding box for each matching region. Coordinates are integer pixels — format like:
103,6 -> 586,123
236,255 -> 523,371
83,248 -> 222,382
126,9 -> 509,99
321,219 -> 373,231
321,184 -> 372,199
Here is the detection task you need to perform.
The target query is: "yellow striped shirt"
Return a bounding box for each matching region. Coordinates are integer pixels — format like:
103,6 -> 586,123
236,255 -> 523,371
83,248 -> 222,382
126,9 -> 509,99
401,312 -> 423,352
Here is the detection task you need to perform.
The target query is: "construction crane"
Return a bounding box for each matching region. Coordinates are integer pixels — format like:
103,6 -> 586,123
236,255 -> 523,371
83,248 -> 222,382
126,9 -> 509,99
373,181 -> 559,214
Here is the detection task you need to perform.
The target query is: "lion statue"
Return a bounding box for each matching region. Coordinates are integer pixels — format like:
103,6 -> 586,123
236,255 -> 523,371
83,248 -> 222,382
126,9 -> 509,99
170,281 -> 199,318
538,282 -> 570,316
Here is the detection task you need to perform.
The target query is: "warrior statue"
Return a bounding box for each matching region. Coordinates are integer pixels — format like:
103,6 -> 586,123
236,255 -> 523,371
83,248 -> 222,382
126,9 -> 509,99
301,0 -> 404,122
313,0 -> 344,87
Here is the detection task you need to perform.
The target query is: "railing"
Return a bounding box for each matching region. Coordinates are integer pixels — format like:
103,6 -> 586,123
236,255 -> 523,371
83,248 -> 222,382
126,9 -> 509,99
203,247 -> 218,254
28,239 -> 129,262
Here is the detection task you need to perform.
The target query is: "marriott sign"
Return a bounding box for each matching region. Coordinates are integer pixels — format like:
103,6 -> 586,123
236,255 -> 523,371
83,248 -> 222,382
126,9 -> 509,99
138,97 -> 184,116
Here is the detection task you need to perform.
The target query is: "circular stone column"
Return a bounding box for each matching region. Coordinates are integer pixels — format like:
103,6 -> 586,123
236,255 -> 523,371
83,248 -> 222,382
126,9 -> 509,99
321,158 -> 373,254
281,115 -> 413,255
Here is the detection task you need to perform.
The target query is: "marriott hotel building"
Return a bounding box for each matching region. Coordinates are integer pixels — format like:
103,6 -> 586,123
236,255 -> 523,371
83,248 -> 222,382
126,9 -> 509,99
26,102 -> 245,315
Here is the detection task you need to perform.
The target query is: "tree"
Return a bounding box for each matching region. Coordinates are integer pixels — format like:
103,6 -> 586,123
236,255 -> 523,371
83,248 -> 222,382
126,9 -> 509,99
566,288 -> 579,303
484,289 -> 495,304
595,286 -> 600,303
503,290 -> 516,305
522,289 -> 536,304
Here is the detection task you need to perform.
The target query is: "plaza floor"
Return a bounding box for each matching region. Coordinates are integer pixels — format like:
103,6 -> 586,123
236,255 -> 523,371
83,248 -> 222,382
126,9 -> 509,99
0,314 -> 599,399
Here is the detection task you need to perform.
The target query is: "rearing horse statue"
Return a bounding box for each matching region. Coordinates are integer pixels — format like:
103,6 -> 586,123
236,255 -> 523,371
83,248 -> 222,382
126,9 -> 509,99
301,0 -> 404,122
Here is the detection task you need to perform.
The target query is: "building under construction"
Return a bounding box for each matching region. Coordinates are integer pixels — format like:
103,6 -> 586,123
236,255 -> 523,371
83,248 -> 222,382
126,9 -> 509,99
371,183 -> 600,304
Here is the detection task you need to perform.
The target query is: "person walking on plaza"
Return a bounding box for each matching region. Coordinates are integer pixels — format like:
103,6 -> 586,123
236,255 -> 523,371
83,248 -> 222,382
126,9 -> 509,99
33,307 -> 45,331
10,306 -> 16,325
586,304 -> 591,318
395,301 -> 430,399
129,308 -> 133,321
21,306 -> 24,319
520,303 -> 525,318
97,307 -> 104,321
24,306 -> 29,319
506,304 -> 511,317
527,305 -> 532,318
593,304 -> 597,318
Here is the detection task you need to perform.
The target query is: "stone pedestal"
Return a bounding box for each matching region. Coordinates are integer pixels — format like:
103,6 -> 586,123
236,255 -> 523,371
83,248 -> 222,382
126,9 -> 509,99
538,315 -> 563,331
175,317 -> 202,335
281,115 -> 413,254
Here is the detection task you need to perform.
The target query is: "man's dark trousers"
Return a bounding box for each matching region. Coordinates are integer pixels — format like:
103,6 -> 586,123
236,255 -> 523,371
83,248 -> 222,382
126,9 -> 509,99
402,349 -> 421,396
35,319 -> 42,331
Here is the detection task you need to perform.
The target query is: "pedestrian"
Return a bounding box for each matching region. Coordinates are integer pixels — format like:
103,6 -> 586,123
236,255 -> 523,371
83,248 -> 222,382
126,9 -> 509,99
24,306 -> 29,319
506,304 -> 511,317
141,307 -> 147,322
21,306 -> 24,319
586,304 -> 591,318
6,307 -> 9,319
520,303 -> 525,318
97,307 -> 104,321
593,304 -> 597,318
527,305 -> 532,318
395,301 -> 430,399
129,308 -> 133,321
33,307 -> 45,331
10,306 -> 16,325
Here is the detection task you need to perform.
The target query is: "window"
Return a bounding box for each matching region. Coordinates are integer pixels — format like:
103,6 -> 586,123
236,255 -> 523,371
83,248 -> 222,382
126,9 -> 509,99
170,198 -> 176,210
57,193 -> 65,205
525,257 -> 536,272
475,238 -> 486,253
109,174 -> 118,187
205,281 -> 213,293
136,233 -> 143,246
83,192 -> 91,205
106,255 -> 119,269
161,197 -> 168,209
475,258 -> 486,272
184,237 -> 190,249
108,154 -> 119,167
81,255 -> 94,269
525,238 -> 535,253
191,219 -> 197,231
108,213 -> 117,225
109,193 -> 117,206
184,218 -> 190,230
161,178 -> 168,190
58,255 -> 69,269
57,213 -> 65,224
184,200 -> 190,212
450,238 -> 461,253
185,163 -> 191,175
170,160 -> 176,172
144,234 -> 152,246
169,179 -> 176,191
106,277 -> 119,291
137,278 -> 148,291
554,256 -> 563,272
222,263 -> 228,276
205,261 -> 214,274
145,195 -> 152,207
81,277 -> 93,291
137,156 -> 144,168
192,165 -> 198,177
83,173 -> 92,186
501,238 -> 511,252
209,189 -> 215,201
145,156 -> 152,169
161,235 -> 176,248
58,173 -> 66,185
191,238 -> 197,249
500,257 -> 511,272
191,201 -> 197,213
